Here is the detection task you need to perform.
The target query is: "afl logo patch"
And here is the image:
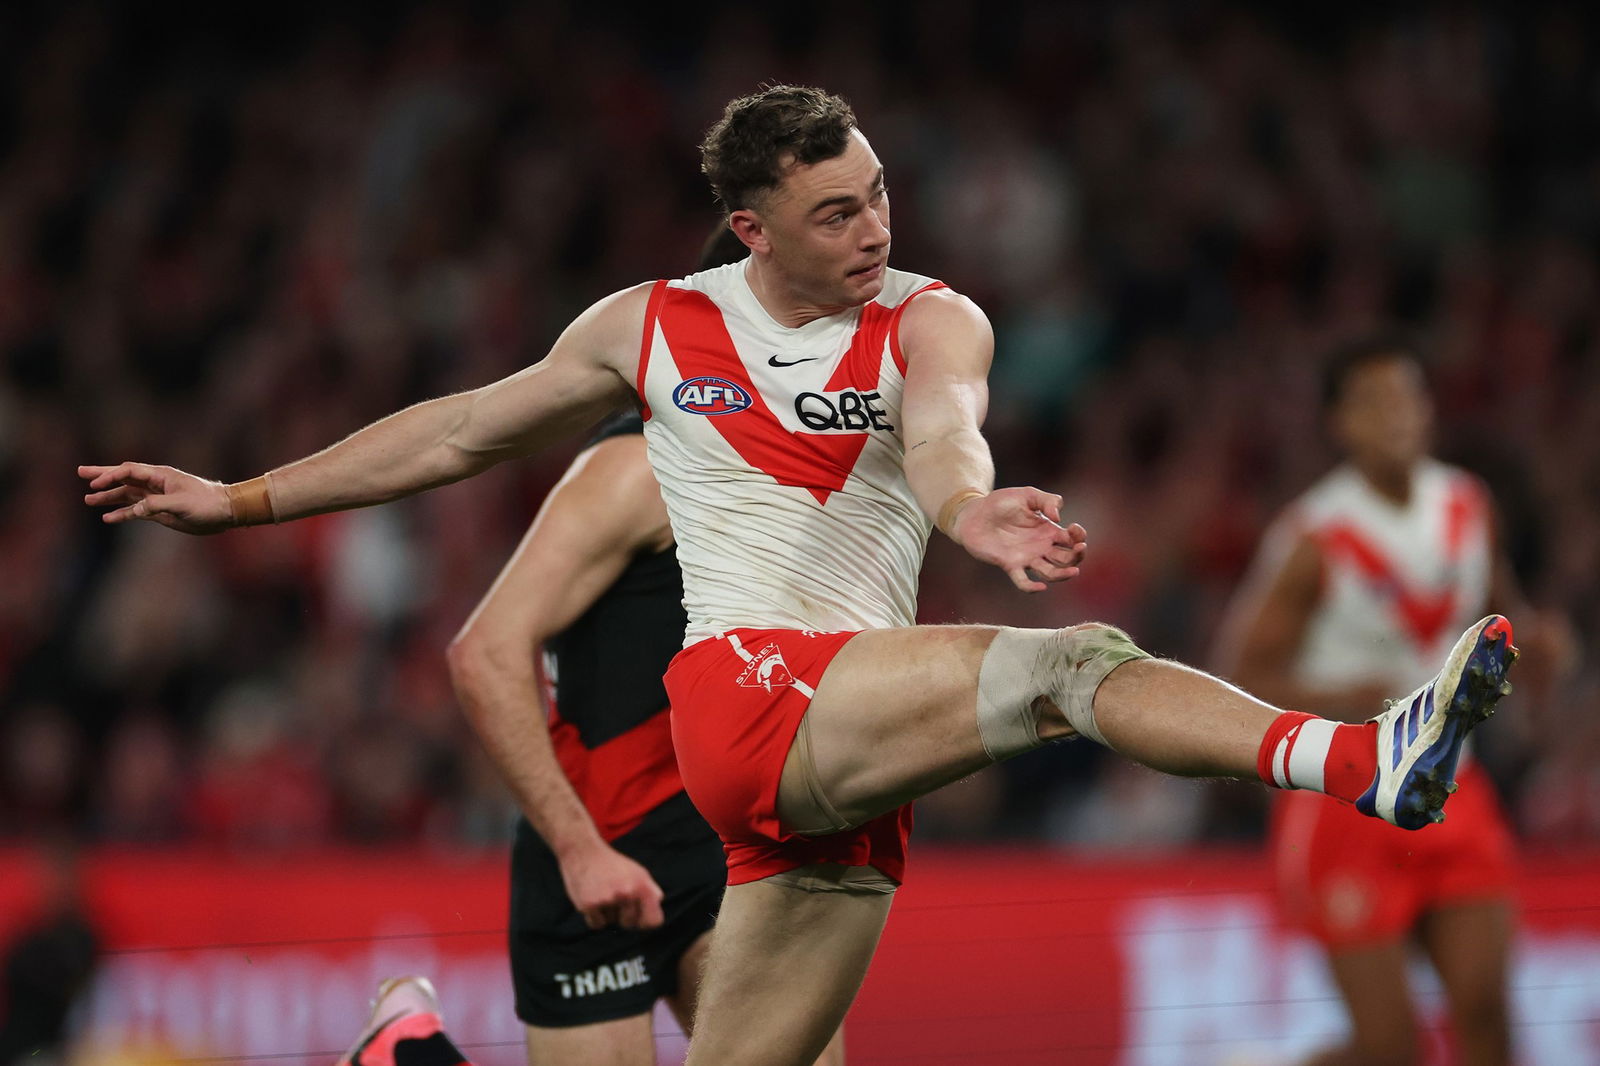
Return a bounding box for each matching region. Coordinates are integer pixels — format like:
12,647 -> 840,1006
673,376 -> 752,416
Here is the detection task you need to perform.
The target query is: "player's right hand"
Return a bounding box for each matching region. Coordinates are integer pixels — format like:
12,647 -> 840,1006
79,463 -> 233,534
951,486 -> 1088,593
559,844 -> 666,930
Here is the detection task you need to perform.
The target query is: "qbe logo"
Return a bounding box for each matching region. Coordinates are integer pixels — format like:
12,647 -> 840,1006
794,389 -> 895,433
673,376 -> 752,416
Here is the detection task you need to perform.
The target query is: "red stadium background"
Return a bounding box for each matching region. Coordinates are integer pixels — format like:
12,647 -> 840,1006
4,845 -> 1598,1064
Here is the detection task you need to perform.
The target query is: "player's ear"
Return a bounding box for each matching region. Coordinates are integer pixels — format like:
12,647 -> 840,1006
728,209 -> 768,255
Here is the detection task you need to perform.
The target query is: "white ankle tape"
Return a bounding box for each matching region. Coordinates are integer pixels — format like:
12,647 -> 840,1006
976,625 -> 1151,757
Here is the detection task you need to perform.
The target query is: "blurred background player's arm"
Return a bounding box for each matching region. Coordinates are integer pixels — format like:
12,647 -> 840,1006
79,284 -> 651,533
1219,530 -> 1395,722
898,288 -> 1087,592
446,432 -> 671,932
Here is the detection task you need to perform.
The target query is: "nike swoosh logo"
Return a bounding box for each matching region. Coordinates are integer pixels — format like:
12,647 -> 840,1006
768,355 -> 818,367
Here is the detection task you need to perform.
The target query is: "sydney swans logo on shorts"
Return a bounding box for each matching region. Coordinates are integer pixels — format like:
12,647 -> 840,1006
673,376 -> 752,416
736,642 -> 796,692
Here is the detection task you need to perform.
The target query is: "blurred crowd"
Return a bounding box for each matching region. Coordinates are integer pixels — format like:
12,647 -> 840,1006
2,2 -> 1597,854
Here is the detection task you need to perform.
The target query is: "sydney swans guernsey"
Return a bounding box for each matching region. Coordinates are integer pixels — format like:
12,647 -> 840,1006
637,260 -> 946,645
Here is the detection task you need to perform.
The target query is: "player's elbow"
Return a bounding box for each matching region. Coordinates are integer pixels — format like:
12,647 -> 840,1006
445,629 -> 499,712
447,621 -> 544,718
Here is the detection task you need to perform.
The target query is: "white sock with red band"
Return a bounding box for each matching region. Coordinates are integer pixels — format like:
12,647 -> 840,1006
1256,710 -> 1378,803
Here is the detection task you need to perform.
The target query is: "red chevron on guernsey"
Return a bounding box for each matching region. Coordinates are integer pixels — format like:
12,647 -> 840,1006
1312,475 -> 1485,648
650,282 -> 947,506
655,287 -> 873,505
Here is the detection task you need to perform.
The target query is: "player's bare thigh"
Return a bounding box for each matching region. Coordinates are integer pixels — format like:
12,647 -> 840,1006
661,930 -> 711,1036
524,1013 -> 655,1066
668,927 -> 848,1065
780,625 -> 1073,830
684,877 -> 889,1066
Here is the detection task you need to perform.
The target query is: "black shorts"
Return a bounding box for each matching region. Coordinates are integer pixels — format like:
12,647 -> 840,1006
510,792 -> 727,1028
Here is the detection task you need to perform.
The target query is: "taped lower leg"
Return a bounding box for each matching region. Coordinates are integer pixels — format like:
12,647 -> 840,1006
977,625 -> 1152,757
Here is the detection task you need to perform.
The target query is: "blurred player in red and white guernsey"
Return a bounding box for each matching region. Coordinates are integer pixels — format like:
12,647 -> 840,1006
83,88 -> 1518,1066
1220,336 -> 1566,1066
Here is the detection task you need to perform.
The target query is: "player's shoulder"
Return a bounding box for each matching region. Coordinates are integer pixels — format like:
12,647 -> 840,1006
586,280 -> 659,317
575,424 -> 651,483
1265,467 -> 1357,554
562,411 -> 653,498
548,429 -> 669,553
675,258 -> 748,293
568,282 -> 658,349
891,273 -> 989,350
1293,464 -> 1363,518
1421,457 -> 1490,501
877,267 -> 943,306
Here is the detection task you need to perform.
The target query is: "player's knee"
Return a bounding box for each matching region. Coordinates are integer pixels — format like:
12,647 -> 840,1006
1042,623 -> 1150,747
976,624 -> 1150,760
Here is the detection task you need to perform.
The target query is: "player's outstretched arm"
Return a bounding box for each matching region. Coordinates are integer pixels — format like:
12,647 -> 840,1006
447,433 -> 670,931
79,285 -> 652,533
898,288 -> 1087,592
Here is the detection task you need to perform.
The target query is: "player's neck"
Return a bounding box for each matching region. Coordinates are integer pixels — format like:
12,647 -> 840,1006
743,258 -> 850,329
1356,462 -> 1415,507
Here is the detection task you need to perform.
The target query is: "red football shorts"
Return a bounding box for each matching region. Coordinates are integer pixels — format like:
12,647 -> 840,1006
1271,760 -> 1515,949
664,628 -> 914,886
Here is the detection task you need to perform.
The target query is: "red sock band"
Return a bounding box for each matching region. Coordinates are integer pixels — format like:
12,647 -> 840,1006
1321,721 -> 1380,805
1255,710 -> 1316,788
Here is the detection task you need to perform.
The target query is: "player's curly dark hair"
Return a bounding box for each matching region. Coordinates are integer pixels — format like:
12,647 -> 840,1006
1320,331 -> 1429,410
700,85 -> 857,214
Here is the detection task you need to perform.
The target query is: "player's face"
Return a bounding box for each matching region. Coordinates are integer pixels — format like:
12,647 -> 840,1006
1332,356 -> 1433,472
745,130 -> 891,307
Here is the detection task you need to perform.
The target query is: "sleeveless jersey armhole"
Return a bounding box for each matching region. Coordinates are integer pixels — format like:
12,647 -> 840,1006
887,280 -> 950,375
1296,518 -> 1330,602
637,279 -> 669,420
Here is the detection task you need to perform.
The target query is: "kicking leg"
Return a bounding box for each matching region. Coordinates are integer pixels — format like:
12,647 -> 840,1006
781,624 -> 1277,831
1090,656 -> 1280,775
781,617 -> 1517,834
683,874 -> 891,1066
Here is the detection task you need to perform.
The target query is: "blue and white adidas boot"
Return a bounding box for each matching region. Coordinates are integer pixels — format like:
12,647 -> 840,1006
1356,615 -> 1517,830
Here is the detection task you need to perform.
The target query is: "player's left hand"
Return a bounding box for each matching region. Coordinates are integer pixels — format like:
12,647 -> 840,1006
950,487 -> 1088,593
